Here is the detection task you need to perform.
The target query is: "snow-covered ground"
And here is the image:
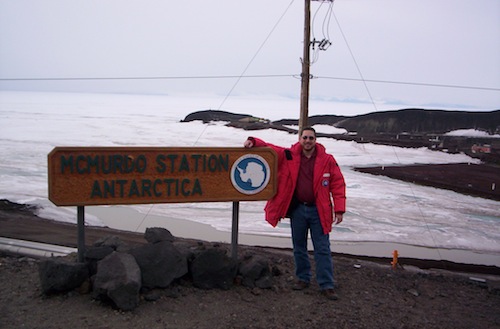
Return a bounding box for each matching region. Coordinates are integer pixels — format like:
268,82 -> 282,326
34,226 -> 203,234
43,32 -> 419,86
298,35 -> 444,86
1,91 -> 499,262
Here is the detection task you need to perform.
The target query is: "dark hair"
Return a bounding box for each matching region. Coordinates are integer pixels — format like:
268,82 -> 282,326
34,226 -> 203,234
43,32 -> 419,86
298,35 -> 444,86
300,126 -> 316,137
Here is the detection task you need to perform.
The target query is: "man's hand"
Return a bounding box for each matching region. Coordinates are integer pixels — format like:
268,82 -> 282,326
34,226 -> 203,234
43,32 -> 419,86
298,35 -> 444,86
244,139 -> 254,148
334,213 -> 343,225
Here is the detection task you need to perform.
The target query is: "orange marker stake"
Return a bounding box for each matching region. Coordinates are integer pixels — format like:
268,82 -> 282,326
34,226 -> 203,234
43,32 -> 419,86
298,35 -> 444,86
391,250 -> 399,269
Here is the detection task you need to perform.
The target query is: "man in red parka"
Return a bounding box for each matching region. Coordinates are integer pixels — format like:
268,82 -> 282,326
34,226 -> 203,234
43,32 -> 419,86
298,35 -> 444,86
244,127 -> 346,300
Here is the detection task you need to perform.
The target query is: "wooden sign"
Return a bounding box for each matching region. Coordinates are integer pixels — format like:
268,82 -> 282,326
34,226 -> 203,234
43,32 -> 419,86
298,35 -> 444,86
48,147 -> 277,206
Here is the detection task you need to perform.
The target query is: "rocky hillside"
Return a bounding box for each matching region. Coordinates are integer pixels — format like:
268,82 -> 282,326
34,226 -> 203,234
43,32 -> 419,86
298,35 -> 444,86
182,108 -> 500,164
335,109 -> 500,134
182,110 -> 253,123
275,109 -> 500,135
183,108 -> 500,135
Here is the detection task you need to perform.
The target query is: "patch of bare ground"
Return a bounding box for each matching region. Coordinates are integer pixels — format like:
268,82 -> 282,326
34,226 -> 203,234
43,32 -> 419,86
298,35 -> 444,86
355,163 -> 500,201
1,248 -> 499,329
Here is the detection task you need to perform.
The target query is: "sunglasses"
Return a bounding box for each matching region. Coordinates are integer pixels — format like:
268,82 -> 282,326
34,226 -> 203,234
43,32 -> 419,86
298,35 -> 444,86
302,136 -> 315,140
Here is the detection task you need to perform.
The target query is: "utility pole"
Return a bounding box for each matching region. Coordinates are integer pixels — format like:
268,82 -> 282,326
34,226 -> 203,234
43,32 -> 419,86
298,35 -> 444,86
298,0 -> 311,131
298,0 -> 333,132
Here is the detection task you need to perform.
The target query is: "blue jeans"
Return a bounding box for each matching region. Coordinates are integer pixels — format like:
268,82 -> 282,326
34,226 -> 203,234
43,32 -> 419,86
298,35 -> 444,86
290,204 -> 334,290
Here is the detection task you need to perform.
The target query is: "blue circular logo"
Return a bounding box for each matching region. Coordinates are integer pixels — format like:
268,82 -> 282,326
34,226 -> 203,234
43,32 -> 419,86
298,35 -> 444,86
231,154 -> 270,195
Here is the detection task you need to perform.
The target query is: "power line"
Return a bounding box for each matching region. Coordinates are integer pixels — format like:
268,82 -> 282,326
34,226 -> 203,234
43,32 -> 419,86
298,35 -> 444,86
1,74 -> 498,92
310,0 -> 335,65
0,74 -> 294,81
215,0 -> 296,112
315,76 -> 500,92
332,10 -> 378,112
191,0 -> 297,147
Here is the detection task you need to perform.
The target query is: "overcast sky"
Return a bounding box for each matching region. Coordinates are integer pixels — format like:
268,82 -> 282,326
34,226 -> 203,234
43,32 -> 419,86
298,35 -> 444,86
1,0 -> 499,112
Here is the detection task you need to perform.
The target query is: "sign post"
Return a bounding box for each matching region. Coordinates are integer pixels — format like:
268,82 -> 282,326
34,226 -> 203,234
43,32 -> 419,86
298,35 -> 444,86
231,201 -> 240,260
77,206 -> 85,262
48,147 -> 277,261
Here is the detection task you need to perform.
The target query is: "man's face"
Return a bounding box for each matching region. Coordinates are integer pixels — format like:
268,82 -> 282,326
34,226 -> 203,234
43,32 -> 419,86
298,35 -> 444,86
300,130 -> 316,152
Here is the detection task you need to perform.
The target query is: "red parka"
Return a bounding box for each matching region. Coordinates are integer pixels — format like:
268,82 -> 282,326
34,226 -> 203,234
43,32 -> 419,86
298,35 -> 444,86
249,137 -> 346,234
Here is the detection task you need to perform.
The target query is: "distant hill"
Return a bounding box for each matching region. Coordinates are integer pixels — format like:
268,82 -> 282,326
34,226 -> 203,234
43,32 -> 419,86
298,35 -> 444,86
274,115 -> 347,126
182,108 -> 500,164
335,109 -> 500,134
183,108 -> 500,135
182,110 -> 252,123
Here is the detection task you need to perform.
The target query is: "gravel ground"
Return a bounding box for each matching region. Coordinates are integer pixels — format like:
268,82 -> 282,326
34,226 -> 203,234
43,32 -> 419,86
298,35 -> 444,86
0,161 -> 499,329
1,246 -> 499,329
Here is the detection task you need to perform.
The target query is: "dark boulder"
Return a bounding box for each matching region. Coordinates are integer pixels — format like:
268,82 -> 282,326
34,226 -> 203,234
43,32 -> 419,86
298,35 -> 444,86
93,235 -> 128,252
92,252 -> 141,311
129,241 -> 187,289
238,254 -> 273,289
144,227 -> 174,244
85,246 -> 114,276
38,257 -> 89,294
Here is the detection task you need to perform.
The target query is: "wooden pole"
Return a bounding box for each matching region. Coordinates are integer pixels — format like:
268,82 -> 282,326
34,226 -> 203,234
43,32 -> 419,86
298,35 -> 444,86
299,0 -> 311,131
